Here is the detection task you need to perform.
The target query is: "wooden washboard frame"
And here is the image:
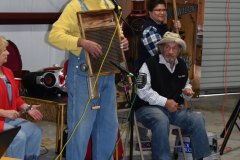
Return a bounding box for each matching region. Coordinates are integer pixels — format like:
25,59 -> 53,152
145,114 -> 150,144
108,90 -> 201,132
77,9 -> 127,76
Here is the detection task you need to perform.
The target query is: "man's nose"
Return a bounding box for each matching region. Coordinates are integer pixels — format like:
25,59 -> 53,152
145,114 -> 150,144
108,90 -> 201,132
168,48 -> 175,54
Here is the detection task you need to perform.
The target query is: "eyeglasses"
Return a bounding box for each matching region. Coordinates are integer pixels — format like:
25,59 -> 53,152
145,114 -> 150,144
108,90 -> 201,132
164,45 -> 180,52
153,9 -> 167,13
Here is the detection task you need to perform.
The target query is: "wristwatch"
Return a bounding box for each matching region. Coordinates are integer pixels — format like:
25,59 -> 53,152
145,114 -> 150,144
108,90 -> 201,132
25,105 -> 32,112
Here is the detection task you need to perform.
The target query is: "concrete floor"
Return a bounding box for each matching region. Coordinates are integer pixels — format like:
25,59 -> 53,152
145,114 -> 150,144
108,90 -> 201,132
37,94 -> 240,160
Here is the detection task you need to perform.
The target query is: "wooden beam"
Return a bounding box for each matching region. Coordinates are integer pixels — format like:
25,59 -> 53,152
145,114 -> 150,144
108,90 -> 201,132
0,12 -> 61,24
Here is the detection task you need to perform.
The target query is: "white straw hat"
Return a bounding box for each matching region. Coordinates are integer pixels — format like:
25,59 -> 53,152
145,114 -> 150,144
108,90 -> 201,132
157,32 -> 186,52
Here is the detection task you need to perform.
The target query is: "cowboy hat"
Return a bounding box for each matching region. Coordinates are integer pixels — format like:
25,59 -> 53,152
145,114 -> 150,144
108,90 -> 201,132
157,32 -> 186,52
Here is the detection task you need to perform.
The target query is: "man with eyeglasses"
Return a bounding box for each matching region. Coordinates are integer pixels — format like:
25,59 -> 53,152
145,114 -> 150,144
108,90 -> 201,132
135,0 -> 181,149
134,32 -> 211,160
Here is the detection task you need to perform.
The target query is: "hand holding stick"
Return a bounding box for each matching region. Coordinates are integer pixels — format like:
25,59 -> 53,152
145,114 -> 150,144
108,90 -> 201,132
172,0 -> 179,34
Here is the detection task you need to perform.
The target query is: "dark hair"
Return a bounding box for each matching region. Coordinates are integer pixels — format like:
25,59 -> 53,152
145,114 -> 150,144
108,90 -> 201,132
147,0 -> 166,12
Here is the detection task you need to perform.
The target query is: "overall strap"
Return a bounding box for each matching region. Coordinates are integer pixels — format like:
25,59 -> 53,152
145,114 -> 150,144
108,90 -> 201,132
103,0 -> 110,9
78,0 -> 110,11
78,0 -> 88,11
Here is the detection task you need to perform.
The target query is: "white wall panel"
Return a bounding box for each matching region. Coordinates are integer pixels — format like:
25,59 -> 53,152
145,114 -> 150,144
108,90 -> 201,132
0,0 -> 68,71
200,0 -> 240,94
0,0 -> 68,12
0,25 -> 67,71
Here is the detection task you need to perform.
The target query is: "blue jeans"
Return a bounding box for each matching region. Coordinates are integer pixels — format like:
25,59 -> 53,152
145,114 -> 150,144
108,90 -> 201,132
4,118 -> 42,160
66,52 -> 118,160
138,126 -> 150,141
135,105 -> 211,160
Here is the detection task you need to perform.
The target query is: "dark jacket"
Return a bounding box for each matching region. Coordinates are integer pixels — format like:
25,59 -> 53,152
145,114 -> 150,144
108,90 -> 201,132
134,55 -> 188,110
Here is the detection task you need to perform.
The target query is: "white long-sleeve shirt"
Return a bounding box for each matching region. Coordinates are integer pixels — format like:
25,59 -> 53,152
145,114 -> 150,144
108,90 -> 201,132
137,54 -> 192,107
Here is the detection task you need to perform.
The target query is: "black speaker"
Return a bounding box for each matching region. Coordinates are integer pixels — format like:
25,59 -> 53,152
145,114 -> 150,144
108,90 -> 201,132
35,68 -> 66,90
22,70 -> 67,99
22,71 -> 46,98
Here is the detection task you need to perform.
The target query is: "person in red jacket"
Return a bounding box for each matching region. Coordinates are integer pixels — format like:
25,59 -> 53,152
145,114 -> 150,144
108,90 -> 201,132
0,36 -> 43,160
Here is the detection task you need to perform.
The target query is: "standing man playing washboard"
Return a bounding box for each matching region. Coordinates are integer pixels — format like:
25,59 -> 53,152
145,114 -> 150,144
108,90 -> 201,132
48,0 -> 129,160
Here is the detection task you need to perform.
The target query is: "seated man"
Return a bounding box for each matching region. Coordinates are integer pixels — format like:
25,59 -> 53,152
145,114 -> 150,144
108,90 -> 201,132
134,32 -> 211,160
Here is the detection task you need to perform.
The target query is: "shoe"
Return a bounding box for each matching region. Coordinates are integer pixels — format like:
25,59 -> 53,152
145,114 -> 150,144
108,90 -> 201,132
136,141 -> 151,151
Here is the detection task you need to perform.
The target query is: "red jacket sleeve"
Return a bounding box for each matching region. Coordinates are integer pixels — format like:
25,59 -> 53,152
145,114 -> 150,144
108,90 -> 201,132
2,67 -> 25,110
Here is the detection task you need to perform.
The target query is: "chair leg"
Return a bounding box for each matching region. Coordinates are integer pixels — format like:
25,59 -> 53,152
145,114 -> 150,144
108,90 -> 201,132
134,113 -> 145,160
122,125 -> 130,160
177,129 -> 187,160
172,125 -> 188,160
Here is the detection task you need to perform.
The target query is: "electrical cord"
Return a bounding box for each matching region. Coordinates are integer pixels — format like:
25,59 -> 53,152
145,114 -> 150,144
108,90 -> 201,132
221,0 -> 230,138
220,0 -> 233,154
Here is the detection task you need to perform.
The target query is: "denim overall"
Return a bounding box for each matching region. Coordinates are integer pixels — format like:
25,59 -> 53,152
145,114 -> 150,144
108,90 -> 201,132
66,1 -> 118,159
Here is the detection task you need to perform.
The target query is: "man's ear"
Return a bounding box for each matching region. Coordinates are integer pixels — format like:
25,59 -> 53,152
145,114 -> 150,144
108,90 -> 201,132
157,45 -> 163,53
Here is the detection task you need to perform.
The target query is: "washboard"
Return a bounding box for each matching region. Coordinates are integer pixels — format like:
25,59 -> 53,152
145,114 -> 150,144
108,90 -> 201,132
77,9 -> 127,76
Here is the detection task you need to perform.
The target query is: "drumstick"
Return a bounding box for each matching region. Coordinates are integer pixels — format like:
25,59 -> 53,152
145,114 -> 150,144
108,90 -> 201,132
172,0 -> 179,34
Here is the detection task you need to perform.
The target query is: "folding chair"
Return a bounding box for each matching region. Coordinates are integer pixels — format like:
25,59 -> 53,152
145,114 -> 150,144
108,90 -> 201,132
133,112 -> 187,160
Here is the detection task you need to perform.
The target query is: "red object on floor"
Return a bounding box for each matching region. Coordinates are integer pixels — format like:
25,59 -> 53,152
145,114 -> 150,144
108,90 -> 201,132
85,130 -> 123,160
85,137 -> 92,160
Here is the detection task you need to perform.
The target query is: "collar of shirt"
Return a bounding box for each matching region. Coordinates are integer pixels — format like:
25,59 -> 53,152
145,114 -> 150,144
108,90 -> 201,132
159,54 -> 178,73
